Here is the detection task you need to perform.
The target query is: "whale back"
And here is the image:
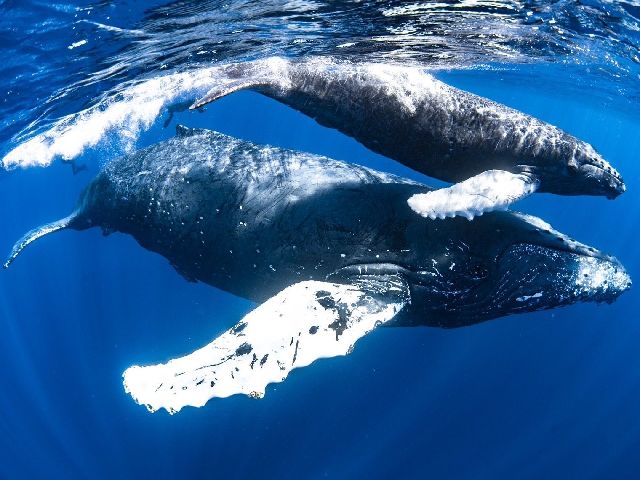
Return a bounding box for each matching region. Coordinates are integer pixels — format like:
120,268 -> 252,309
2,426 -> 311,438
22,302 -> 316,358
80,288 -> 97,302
73,127 -> 427,298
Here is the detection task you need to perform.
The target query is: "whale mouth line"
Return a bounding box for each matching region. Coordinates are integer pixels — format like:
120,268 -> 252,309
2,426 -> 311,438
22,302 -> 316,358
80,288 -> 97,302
517,159 -> 625,198
584,161 -> 623,180
328,262 -> 412,281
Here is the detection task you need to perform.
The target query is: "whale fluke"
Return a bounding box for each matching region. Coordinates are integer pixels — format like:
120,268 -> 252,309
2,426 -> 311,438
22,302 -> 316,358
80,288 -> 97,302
123,278 -> 409,414
4,213 -> 77,269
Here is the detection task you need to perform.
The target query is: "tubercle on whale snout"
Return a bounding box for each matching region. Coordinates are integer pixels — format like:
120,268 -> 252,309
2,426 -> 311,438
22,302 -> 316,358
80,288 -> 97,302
592,165 -> 626,199
568,143 -> 625,198
497,244 -> 631,307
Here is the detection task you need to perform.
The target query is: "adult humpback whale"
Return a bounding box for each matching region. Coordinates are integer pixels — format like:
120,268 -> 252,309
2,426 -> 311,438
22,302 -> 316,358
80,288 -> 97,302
5,127 -> 630,413
191,57 -> 625,220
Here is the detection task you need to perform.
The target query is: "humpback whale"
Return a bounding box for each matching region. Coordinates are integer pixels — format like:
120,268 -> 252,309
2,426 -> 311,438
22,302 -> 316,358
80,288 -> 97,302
191,57 -> 625,220
5,127 -> 630,413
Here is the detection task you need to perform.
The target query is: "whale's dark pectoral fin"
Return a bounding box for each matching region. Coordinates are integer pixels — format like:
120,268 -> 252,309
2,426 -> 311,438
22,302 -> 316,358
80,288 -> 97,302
4,213 -> 77,269
190,80 -> 266,110
407,170 -> 539,221
122,278 -> 410,414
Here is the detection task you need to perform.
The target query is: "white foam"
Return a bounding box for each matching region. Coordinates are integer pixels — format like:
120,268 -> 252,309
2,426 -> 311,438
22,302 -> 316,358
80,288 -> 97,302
2,68 -> 223,170
122,280 -> 407,414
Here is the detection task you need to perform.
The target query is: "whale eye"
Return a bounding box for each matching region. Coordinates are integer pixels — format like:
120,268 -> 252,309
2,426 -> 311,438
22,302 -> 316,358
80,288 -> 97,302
466,262 -> 489,281
567,162 -> 579,174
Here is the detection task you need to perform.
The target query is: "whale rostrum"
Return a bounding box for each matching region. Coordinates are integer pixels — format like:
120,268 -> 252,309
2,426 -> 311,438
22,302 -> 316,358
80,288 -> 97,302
191,57 -> 625,220
5,127 -> 631,413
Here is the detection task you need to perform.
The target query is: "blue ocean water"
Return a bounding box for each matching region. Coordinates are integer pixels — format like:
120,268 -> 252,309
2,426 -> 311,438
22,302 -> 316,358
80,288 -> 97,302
1,1 -> 640,479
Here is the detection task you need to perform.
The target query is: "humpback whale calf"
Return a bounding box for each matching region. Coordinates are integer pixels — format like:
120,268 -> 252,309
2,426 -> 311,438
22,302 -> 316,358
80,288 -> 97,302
5,127 -> 630,413
191,57 -> 625,220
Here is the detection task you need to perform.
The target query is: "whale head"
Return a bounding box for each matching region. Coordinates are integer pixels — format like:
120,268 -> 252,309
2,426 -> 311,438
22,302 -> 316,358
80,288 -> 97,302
531,140 -> 625,200
401,211 -> 630,327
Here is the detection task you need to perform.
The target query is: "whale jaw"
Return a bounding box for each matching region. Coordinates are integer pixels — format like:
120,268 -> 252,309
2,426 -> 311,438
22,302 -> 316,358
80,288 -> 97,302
485,244 -> 630,316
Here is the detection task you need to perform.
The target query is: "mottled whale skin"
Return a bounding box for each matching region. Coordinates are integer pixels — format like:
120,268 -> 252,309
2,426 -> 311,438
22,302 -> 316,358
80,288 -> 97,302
6,127 -> 630,328
191,57 -> 625,219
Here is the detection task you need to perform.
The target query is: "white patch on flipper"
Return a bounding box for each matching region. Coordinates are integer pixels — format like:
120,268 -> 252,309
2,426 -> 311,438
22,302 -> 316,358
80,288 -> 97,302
407,169 -> 539,220
122,280 -> 407,414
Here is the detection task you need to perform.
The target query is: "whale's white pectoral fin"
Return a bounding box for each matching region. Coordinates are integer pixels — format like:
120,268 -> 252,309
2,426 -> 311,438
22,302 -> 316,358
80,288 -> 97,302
407,170 -> 539,221
122,279 -> 409,414
190,80 -> 265,110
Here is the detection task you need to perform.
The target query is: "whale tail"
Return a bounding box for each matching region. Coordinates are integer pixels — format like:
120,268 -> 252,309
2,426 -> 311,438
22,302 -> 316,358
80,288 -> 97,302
4,213 -> 78,269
